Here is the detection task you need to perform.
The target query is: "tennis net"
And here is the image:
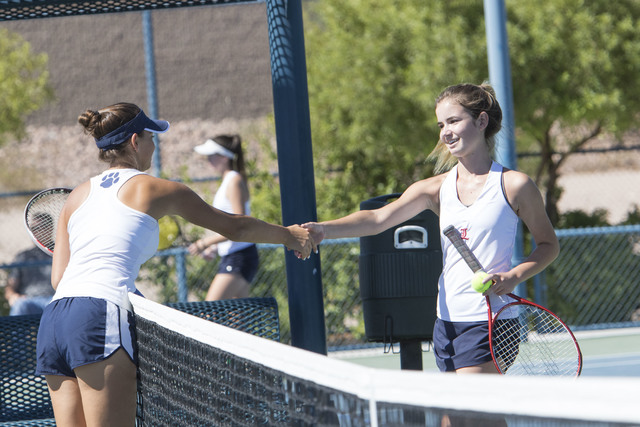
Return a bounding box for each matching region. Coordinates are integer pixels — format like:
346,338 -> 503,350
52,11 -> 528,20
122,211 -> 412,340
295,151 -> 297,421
130,293 -> 640,427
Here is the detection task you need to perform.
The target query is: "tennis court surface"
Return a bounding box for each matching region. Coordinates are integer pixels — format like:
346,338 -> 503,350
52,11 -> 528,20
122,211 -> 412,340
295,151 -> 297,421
331,327 -> 640,377
131,294 -> 640,426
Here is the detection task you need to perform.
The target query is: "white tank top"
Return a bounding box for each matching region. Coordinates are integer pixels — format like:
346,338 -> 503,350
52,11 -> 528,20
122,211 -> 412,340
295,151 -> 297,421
437,161 -> 519,321
213,170 -> 253,256
52,169 -> 159,310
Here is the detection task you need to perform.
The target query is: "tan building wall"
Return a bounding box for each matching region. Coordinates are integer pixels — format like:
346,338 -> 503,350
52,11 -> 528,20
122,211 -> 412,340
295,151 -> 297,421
1,3 -> 274,127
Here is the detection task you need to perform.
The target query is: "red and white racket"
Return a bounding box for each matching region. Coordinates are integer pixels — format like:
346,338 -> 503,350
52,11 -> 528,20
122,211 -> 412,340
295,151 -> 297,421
24,187 -> 72,256
442,225 -> 582,377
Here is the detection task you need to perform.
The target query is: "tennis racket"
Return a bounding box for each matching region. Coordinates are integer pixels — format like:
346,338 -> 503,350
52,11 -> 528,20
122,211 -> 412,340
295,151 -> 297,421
442,225 -> 582,377
24,187 -> 72,256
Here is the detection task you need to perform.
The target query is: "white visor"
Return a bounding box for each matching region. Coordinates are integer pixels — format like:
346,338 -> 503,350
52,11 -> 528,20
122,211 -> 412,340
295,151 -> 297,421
193,139 -> 235,159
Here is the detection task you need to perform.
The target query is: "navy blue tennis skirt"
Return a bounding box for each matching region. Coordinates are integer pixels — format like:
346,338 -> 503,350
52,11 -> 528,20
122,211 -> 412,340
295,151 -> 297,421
36,297 -> 137,377
432,318 -> 493,372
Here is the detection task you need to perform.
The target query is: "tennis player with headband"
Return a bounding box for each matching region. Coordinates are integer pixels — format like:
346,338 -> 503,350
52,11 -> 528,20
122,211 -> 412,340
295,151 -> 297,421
35,102 -> 315,426
303,83 -> 559,375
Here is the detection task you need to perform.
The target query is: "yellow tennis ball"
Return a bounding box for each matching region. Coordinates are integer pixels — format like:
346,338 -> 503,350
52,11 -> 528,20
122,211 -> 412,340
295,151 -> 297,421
471,271 -> 492,293
158,217 -> 179,250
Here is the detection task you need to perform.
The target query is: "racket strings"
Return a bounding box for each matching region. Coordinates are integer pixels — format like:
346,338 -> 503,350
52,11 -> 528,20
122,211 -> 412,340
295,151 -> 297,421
26,191 -> 68,252
492,305 -> 580,376
32,219 -> 56,250
492,318 -> 521,373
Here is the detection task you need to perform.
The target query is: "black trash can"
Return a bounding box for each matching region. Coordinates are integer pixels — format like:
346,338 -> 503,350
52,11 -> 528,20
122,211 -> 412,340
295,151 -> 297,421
359,194 -> 442,344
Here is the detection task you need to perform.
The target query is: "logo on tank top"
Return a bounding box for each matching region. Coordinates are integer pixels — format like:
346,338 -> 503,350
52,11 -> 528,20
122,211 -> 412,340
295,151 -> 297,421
100,171 -> 120,188
460,228 -> 469,240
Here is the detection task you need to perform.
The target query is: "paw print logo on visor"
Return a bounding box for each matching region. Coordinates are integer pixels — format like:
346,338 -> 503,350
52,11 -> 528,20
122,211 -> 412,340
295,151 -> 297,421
100,171 -> 120,188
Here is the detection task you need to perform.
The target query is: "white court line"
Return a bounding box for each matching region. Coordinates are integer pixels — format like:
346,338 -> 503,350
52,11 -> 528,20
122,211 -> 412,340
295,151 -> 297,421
584,353 -> 640,369
574,327 -> 640,340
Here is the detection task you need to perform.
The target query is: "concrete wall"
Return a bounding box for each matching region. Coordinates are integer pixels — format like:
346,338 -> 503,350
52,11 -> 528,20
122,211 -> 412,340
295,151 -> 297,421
0,3 -> 274,127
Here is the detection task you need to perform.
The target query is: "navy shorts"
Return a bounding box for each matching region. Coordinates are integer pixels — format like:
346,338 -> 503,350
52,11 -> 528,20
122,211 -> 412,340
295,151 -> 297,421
218,244 -> 259,283
432,318 -> 493,372
36,297 -> 137,377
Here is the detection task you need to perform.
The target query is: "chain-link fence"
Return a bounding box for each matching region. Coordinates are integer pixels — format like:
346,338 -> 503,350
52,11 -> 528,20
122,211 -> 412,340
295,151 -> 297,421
2,197 -> 639,350
135,225 -> 640,349
543,226 -> 640,328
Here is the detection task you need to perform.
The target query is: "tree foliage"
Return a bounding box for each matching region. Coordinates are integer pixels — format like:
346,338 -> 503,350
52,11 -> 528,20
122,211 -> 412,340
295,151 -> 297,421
304,0 -> 488,219
304,0 -> 640,225
506,0 -> 640,223
0,28 -> 54,145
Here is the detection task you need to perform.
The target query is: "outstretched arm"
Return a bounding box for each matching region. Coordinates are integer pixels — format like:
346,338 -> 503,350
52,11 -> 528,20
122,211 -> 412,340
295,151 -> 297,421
132,177 -> 315,258
303,175 -> 444,245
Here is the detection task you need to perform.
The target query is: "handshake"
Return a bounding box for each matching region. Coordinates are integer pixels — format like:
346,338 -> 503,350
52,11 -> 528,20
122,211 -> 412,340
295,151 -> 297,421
288,222 -> 325,260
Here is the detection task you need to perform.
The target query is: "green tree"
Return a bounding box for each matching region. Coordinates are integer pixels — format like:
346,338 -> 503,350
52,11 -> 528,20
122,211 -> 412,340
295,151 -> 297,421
0,28 -> 53,145
557,209 -> 609,229
304,0 -> 640,225
305,0 -> 488,219
507,0 -> 640,224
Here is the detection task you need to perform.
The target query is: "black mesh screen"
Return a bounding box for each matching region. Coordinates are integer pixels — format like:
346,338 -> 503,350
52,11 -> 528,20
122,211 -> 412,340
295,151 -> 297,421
0,314 -> 54,423
0,297 -> 280,425
167,297 -> 280,342
134,313 -> 367,426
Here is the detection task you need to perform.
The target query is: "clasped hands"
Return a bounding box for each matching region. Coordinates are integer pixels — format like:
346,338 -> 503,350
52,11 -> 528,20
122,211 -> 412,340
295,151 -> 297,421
291,222 -> 324,260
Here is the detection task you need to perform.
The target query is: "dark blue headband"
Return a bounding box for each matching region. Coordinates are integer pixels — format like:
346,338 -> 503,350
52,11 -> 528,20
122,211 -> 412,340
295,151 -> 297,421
95,109 -> 170,150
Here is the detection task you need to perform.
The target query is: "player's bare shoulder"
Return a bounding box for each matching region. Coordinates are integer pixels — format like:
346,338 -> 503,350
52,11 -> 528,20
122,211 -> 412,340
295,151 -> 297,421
502,168 -> 543,215
404,171 -> 448,214
127,172 -> 185,196
502,168 -> 538,195
502,167 -> 531,186
411,171 -> 447,194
